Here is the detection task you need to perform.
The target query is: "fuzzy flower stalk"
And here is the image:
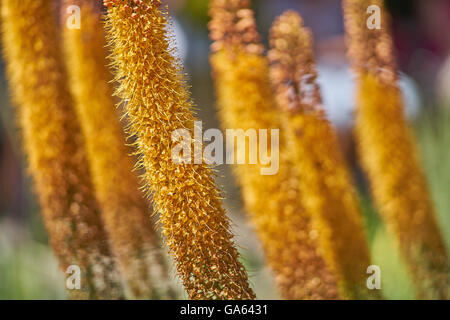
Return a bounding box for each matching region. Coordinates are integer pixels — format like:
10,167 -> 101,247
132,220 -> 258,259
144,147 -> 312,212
1,0 -> 123,299
268,11 -> 375,299
343,0 -> 448,299
209,0 -> 341,299
103,0 -> 255,300
62,0 -> 174,299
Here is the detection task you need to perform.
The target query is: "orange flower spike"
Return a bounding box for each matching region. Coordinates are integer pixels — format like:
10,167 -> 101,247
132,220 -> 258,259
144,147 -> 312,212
268,11 -> 376,299
103,0 -> 255,299
1,0 -> 123,299
62,0 -> 175,299
343,0 -> 449,299
209,1 -> 341,299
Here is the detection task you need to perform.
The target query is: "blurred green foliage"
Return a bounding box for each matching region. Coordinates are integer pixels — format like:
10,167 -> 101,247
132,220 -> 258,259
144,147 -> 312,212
180,0 -> 209,28
417,109 -> 450,249
0,219 -> 66,299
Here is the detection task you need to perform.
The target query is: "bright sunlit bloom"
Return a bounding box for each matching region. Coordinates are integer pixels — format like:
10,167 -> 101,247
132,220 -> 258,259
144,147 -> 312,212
103,0 -> 255,300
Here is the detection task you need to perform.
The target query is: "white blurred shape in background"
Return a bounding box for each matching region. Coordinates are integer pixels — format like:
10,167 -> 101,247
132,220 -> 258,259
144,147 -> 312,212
167,17 -> 188,63
317,63 -> 421,129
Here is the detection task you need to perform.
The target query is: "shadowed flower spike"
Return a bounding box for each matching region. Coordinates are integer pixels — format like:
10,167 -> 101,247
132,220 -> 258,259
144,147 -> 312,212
209,1 -> 341,299
62,0 -> 175,299
103,0 -> 255,300
342,0 -> 397,86
268,11 -> 376,299
343,0 -> 449,299
1,0 -> 123,299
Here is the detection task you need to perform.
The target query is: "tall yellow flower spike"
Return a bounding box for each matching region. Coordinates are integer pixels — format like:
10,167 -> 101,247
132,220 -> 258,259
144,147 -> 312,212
268,10 -> 375,299
1,0 -> 123,299
62,0 -> 174,299
343,0 -> 449,299
103,0 -> 255,300
209,0 -> 340,299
